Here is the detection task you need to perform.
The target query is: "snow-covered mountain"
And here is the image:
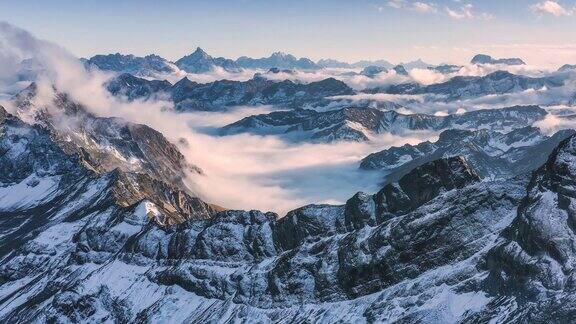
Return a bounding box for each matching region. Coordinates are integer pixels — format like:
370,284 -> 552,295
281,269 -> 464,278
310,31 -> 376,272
84,53 -> 179,77
360,126 -> 575,181
4,82 -> 576,321
221,105 -> 548,142
175,47 -> 241,73
374,70 -> 563,100
360,65 -> 409,77
478,134 -> 576,321
107,73 -> 355,111
236,52 -> 320,70
107,73 -> 173,100
0,135 -> 564,322
471,54 -> 526,66
13,83 -> 201,191
558,64 -> 576,72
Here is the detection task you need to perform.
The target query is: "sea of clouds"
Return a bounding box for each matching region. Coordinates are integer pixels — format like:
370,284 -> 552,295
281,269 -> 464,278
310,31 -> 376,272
1,22 -> 576,215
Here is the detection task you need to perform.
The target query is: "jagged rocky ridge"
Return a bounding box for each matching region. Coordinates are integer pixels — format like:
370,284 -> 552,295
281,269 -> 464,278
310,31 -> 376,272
0,104 -> 214,250
221,105 -> 548,143
4,81 -> 576,322
368,71 -> 563,100
472,134 -> 576,321
13,83 -> 201,191
107,73 -> 354,111
84,53 -> 179,77
559,64 -> 576,72
360,126 -> 575,181
0,145 -> 528,322
4,91 -> 576,321
236,52 -> 320,70
175,47 -> 241,73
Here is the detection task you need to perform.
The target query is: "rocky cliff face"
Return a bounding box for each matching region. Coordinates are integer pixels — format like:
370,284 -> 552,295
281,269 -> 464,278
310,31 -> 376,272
476,135 -> 576,321
0,104 -> 214,259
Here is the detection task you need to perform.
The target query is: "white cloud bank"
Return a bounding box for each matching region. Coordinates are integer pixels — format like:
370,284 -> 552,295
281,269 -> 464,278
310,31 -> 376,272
0,22 -> 436,216
531,1 -> 574,16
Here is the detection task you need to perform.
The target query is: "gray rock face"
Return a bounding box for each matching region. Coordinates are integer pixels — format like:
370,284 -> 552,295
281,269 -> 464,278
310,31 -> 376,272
175,47 -> 241,73
360,126 -> 575,181
469,134 -> 576,322
85,53 -> 178,76
375,71 -> 563,100
221,105 -> 548,143
471,54 -> 526,66
236,52 -> 320,70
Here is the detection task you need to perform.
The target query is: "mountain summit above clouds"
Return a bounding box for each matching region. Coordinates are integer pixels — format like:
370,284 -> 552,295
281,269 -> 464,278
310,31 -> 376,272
471,54 -> 526,66
84,53 -> 179,76
236,51 -> 321,70
175,47 -> 242,73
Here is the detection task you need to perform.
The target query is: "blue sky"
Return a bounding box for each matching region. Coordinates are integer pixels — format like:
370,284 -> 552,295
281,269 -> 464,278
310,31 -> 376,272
1,0 -> 575,66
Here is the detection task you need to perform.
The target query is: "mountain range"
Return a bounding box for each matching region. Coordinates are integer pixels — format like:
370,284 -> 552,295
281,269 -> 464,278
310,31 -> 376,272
4,97 -> 576,321
371,70 -> 564,100
107,72 -> 354,111
221,105 -> 549,143
360,126 -> 575,181
84,49 -> 440,76
84,53 -> 179,77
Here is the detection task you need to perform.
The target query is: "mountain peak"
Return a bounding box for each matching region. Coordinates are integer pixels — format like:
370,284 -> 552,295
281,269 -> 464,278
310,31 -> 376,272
193,47 -> 208,56
471,54 -> 526,65
271,51 -> 289,58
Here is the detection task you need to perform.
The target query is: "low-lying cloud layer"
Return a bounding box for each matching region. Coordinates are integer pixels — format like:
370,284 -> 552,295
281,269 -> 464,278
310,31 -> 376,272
2,22 -> 576,215
0,22 -> 438,215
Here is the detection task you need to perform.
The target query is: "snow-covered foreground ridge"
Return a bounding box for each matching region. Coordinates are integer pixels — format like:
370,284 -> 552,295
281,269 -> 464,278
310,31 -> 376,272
1,94 -> 576,322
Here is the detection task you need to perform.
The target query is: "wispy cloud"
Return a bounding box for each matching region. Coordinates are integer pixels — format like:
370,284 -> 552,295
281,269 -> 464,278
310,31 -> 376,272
445,4 -> 493,20
382,0 -> 437,13
530,1 -> 574,16
413,2 -> 438,13
381,1 -> 493,20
